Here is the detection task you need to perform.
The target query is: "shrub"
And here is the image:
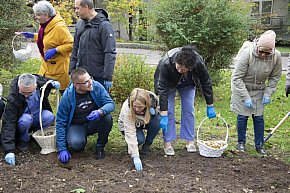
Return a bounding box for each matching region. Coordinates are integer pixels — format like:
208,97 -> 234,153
147,0 -> 252,70
103,0 -> 145,41
0,0 -> 32,69
111,54 -> 155,103
52,0 -> 76,26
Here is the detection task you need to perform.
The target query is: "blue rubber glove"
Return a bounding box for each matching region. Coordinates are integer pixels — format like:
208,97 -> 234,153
206,106 -> 216,119
160,114 -> 168,133
262,96 -> 270,105
44,48 -> 57,61
58,150 -> 71,163
51,81 -> 60,89
133,157 -> 143,171
5,153 -> 16,165
244,98 -> 253,109
87,110 -> 101,121
103,80 -> 112,91
21,32 -> 34,38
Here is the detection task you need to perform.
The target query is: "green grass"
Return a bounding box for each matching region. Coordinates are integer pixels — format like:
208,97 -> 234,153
1,59 -> 289,163
276,46 -> 290,53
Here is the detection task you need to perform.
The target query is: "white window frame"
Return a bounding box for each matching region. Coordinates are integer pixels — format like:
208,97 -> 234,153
252,0 -> 273,15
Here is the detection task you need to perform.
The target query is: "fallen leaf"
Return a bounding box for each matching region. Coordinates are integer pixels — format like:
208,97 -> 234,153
70,188 -> 86,193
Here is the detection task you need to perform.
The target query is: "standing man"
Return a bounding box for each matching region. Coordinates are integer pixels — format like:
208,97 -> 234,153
56,68 -> 115,163
1,73 -> 60,165
70,0 -> 116,92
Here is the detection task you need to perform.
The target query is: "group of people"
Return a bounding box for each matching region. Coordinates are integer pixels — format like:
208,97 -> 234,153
1,0 -> 116,166
0,0 -> 289,172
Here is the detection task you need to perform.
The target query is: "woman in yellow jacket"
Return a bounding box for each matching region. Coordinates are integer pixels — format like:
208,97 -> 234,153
21,1 -> 73,93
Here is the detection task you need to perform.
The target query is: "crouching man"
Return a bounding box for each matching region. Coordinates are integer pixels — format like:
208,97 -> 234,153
56,68 -> 115,163
1,73 -> 59,165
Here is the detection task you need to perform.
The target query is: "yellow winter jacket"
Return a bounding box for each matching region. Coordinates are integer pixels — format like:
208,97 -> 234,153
34,13 -> 73,91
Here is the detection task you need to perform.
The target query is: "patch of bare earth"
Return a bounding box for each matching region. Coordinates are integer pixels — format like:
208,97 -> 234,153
0,145 -> 289,193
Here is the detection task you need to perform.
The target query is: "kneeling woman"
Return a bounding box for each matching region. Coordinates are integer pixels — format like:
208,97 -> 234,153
118,88 -> 161,171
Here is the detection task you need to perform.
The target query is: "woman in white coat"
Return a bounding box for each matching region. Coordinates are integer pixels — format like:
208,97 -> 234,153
231,30 -> 282,156
118,88 -> 161,171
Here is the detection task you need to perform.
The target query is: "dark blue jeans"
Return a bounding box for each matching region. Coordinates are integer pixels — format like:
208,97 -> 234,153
67,114 -> 112,151
136,114 -> 161,146
236,114 -> 264,148
18,110 -> 55,142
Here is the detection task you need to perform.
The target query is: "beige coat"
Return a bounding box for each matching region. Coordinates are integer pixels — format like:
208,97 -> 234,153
286,56 -> 290,86
118,92 -> 159,158
231,42 -> 282,116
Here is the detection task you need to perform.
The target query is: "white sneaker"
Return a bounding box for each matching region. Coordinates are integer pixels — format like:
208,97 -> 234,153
186,144 -> 197,152
164,146 -> 175,156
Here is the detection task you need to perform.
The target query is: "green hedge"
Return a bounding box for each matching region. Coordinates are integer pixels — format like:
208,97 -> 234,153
111,54 -> 155,103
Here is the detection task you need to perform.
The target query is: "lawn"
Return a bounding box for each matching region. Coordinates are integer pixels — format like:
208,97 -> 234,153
1,58 -> 289,163
276,46 -> 290,53
0,58 -> 289,193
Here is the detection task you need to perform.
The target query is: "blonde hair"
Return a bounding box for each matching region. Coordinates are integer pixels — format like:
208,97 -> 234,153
129,88 -> 152,124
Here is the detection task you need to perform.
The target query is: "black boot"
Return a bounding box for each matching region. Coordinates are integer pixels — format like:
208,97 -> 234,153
140,144 -> 151,156
96,147 -> 105,160
17,140 -> 29,152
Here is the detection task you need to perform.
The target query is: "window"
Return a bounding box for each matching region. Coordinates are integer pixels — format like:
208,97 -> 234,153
252,0 -> 273,24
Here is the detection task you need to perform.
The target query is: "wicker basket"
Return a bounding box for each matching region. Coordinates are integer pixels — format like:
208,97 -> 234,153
197,115 -> 229,158
12,33 -> 32,61
32,80 -> 59,154
32,126 -> 57,154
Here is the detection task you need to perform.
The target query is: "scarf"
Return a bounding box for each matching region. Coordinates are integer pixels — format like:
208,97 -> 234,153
37,16 -> 54,57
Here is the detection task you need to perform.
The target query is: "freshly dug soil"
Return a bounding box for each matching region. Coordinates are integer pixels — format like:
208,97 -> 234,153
0,145 -> 289,193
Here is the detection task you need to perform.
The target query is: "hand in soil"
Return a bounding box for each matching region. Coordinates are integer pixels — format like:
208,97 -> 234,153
133,156 -> 143,171
58,150 -> 71,163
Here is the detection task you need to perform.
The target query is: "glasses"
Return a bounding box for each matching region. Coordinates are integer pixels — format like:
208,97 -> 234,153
258,50 -> 272,56
19,90 -> 35,97
76,76 -> 93,85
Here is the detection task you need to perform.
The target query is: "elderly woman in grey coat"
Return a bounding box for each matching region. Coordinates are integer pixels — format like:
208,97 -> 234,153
231,30 -> 282,156
286,57 -> 290,97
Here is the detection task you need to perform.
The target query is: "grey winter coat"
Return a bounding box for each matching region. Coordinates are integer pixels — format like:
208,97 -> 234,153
69,9 -> 116,81
286,56 -> 290,86
231,41 -> 282,116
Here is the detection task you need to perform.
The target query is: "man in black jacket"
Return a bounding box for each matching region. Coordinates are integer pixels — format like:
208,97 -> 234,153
154,45 -> 216,156
70,0 -> 116,92
1,73 -> 60,165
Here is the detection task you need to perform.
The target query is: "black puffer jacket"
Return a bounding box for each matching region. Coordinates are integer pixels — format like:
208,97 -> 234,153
69,9 -> 116,81
1,75 -> 53,154
154,47 -> 214,111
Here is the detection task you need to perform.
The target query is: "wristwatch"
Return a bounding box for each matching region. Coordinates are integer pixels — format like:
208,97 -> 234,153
98,109 -> 104,116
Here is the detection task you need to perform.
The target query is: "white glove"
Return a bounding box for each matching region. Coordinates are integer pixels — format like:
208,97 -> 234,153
133,156 -> 143,171
5,153 -> 16,165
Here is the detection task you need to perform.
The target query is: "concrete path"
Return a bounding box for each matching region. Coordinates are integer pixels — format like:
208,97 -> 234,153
29,43 -> 163,65
29,43 -> 288,70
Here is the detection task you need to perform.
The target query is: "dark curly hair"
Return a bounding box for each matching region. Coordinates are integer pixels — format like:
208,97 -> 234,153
174,45 -> 198,69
